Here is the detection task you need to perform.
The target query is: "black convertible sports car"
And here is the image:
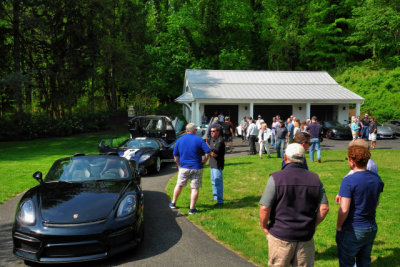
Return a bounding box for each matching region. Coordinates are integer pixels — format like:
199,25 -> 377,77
99,137 -> 175,174
12,154 -> 144,264
321,121 -> 352,140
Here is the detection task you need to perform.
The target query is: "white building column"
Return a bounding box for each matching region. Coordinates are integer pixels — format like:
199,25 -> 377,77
195,102 -> 200,126
249,103 -> 254,119
356,103 -> 361,117
191,102 -> 196,123
306,103 -> 311,119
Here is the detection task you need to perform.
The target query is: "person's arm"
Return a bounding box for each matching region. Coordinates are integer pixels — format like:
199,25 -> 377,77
230,126 -> 234,137
259,205 -> 271,235
202,153 -> 210,165
316,204 -> 329,227
336,197 -> 351,231
174,156 -> 180,168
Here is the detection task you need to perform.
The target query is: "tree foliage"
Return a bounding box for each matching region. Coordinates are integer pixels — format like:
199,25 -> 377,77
0,0 -> 399,128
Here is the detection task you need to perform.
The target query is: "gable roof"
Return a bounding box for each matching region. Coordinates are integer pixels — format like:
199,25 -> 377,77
180,69 -> 364,103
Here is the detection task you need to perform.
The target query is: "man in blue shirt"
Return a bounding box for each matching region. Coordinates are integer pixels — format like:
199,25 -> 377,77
307,116 -> 323,163
336,145 -> 384,266
170,123 -> 211,215
286,118 -> 294,144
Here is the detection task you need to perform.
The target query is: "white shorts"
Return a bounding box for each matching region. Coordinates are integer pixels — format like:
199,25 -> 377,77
369,133 -> 377,141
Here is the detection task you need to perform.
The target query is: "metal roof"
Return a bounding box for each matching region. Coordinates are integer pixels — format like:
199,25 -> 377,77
182,69 -> 364,102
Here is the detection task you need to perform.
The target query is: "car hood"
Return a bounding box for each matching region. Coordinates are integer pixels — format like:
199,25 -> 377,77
329,126 -> 350,132
377,126 -> 393,132
39,180 -> 129,223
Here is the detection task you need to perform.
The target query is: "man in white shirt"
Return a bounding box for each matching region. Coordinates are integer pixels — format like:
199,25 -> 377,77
247,117 -> 258,155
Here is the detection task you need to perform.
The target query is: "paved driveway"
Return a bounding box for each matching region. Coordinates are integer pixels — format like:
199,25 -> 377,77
1,136 -> 398,266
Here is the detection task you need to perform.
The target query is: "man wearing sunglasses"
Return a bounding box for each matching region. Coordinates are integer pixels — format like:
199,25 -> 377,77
209,126 -> 225,206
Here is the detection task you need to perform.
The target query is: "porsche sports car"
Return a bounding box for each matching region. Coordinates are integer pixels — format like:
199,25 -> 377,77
376,122 -> 395,139
128,115 -> 177,144
322,121 -> 352,140
98,137 -> 175,174
12,154 -> 144,264
383,120 -> 400,136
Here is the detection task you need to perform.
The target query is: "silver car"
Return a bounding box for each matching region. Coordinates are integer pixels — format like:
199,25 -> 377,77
383,120 -> 400,136
376,122 -> 395,139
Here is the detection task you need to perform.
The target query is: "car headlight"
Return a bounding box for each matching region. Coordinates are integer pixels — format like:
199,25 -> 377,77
117,194 -> 137,217
17,200 -> 36,225
331,129 -> 337,133
139,154 -> 151,163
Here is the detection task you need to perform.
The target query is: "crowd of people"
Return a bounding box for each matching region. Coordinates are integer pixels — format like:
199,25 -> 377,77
350,113 -> 377,149
169,112 -> 384,266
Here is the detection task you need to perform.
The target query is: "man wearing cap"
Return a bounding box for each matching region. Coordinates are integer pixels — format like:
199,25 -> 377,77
259,143 -> 329,266
307,116 -> 323,163
170,123 -> 211,215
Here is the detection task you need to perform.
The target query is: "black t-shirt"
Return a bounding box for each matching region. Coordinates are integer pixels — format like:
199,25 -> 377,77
369,121 -> 377,134
362,117 -> 370,126
222,122 -> 232,136
209,136 -> 225,170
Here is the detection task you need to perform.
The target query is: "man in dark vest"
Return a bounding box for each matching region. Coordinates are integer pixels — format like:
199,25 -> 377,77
259,143 -> 329,266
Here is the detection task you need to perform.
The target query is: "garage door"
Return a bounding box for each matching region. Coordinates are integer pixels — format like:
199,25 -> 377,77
204,105 -> 239,126
254,105 -> 292,126
311,105 -> 335,121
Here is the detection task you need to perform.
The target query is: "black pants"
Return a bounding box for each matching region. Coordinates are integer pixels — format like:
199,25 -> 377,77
249,135 -> 257,154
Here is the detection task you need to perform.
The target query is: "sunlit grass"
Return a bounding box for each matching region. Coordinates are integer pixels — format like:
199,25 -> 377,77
0,132 -> 128,203
166,149 -> 400,266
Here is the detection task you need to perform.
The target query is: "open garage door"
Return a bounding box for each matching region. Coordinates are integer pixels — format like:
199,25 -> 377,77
311,105 -> 336,122
204,105 -> 239,126
254,105 -> 292,126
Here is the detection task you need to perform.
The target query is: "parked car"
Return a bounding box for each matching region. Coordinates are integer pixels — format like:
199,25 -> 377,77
376,122 -> 395,139
128,115 -> 177,144
99,137 -> 175,174
383,120 -> 400,136
321,121 -> 352,140
13,154 -> 144,264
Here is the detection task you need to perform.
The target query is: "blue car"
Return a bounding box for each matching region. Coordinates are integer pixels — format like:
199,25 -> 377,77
98,137 -> 175,174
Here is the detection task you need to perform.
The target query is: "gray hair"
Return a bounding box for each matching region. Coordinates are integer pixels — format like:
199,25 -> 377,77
285,143 -> 305,164
186,123 -> 197,132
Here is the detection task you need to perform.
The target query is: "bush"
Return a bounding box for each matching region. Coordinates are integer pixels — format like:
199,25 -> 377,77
0,112 -> 109,141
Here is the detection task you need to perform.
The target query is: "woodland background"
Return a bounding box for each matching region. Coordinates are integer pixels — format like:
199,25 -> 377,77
1,0 -> 399,140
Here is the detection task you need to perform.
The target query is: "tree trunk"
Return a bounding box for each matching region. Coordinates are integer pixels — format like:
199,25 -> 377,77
13,0 -> 23,116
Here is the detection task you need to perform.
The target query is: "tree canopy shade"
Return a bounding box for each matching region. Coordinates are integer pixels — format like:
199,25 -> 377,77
0,0 -> 399,124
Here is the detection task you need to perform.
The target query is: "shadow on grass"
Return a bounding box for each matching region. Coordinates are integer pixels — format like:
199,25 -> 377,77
198,195 -> 260,211
315,242 -> 400,266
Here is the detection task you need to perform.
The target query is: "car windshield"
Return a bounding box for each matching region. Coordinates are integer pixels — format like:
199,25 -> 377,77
45,156 -> 131,182
120,139 -> 160,149
324,121 -> 342,127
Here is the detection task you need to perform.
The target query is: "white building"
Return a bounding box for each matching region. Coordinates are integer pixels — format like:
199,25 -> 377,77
175,69 -> 364,126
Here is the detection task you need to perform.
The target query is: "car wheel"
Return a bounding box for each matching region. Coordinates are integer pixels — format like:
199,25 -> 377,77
152,156 -> 161,173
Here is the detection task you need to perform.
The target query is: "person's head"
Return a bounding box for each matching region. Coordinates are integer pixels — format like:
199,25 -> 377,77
347,145 -> 370,169
348,138 -> 369,150
278,120 -> 284,126
276,115 -> 280,120
311,116 -> 317,123
225,116 -> 230,121
258,115 -> 262,120
306,118 -> 311,125
261,123 -> 267,130
370,116 -> 374,122
364,113 -> 369,118
294,121 -> 300,128
294,132 -> 311,151
213,117 -> 219,123
284,143 -> 305,164
351,116 -> 356,123
286,118 -> 291,123
186,123 -> 197,133
210,126 -> 221,139
248,116 -> 252,121
272,117 -> 276,122
243,116 -> 246,120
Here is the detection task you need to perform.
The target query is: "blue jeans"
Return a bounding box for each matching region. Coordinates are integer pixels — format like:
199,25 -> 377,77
276,138 -> 285,158
309,138 -> 321,162
336,226 -> 377,267
361,126 -> 369,140
271,133 -> 275,147
210,168 -> 223,203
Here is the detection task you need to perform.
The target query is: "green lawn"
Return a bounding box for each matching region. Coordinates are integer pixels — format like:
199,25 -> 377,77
166,149 -> 400,266
0,132 -> 129,204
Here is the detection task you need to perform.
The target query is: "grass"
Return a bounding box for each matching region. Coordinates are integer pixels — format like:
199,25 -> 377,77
166,149 -> 400,266
0,132 -> 129,204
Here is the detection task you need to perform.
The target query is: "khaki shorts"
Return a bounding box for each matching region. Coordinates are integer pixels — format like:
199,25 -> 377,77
267,233 -> 314,267
177,168 -> 203,189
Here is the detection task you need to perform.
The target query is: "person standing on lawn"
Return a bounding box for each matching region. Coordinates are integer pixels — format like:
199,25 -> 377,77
258,123 -> 271,159
336,145 -> 384,266
307,116 -> 323,163
170,123 -> 211,215
259,143 -> 329,266
209,125 -> 225,205
240,116 -> 249,142
222,116 -> 235,153
275,120 -> 287,158
361,113 -> 370,140
247,117 -> 258,155
271,116 -> 278,148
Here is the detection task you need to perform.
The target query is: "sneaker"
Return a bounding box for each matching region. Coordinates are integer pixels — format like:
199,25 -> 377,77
189,208 -> 199,215
318,159 -> 321,163
169,202 -> 177,209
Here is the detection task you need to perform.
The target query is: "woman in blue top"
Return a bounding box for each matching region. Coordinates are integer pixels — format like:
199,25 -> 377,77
351,116 -> 360,141
336,145 -> 384,267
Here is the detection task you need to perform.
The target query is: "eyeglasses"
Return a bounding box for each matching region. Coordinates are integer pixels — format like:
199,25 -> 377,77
211,130 -> 217,133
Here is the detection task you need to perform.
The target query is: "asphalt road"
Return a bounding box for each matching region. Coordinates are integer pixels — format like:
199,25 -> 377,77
1,136 -> 399,266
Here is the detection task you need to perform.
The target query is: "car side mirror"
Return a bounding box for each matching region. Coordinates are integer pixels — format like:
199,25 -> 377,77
33,171 -> 44,185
